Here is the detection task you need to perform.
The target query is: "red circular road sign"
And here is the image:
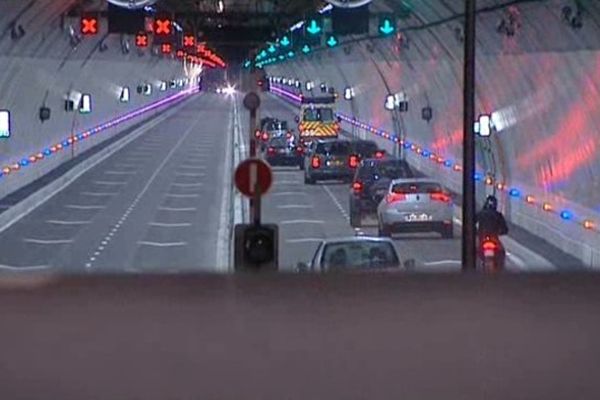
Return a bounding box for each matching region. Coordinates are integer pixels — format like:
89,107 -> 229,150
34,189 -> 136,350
234,158 -> 273,197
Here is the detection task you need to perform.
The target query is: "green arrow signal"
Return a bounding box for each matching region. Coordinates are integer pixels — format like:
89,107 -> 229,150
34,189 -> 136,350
306,19 -> 321,35
259,50 -> 267,58
302,44 -> 311,54
280,36 -> 291,47
326,35 -> 338,47
268,44 -> 276,53
287,51 -> 295,58
379,19 -> 395,35
278,55 -> 285,60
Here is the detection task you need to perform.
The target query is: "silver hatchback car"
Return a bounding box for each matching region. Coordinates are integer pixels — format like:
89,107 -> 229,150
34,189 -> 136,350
377,178 -> 454,238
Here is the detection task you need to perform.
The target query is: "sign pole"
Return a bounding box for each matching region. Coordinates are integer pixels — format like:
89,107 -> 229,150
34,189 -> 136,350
462,0 -> 477,271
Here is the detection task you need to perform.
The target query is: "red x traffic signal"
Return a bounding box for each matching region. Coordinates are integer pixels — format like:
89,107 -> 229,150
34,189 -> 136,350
81,15 -> 98,35
154,18 -> 172,36
161,43 -> 172,54
135,32 -> 148,48
183,34 -> 195,47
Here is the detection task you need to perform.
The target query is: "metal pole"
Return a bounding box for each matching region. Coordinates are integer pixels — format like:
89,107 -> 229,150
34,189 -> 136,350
462,0 -> 477,271
249,109 -> 257,222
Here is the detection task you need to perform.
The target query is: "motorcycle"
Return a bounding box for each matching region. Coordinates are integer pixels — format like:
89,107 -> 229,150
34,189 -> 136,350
478,234 -> 506,272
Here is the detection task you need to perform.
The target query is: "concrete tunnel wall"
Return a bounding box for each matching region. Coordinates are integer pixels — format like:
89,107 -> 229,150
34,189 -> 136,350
266,1 -> 600,266
0,0 -> 196,200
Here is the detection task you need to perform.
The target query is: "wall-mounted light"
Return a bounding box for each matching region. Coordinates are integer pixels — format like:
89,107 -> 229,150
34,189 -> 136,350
159,81 -> 167,91
170,80 -> 177,89
177,79 -> 184,88
143,84 -> 152,95
39,106 -> 51,122
385,95 -> 395,111
422,106 -> 433,122
476,114 -> 492,137
343,87 -> 355,100
320,83 -> 327,93
120,87 -> 130,102
79,94 -> 92,114
0,110 -> 10,138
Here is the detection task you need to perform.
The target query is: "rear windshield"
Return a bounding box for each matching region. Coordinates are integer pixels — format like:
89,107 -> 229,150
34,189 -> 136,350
352,141 -> 378,156
267,121 -> 288,131
315,141 -> 352,155
269,137 -> 288,147
358,161 -> 413,179
303,108 -> 334,122
392,181 -> 442,194
321,241 -> 400,270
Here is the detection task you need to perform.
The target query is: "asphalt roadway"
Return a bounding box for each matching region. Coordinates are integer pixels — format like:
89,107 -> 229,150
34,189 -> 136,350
0,94 -> 232,273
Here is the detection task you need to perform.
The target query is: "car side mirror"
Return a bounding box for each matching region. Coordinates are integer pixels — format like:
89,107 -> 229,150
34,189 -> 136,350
295,116 -> 300,123
403,259 -> 416,269
296,262 -> 309,273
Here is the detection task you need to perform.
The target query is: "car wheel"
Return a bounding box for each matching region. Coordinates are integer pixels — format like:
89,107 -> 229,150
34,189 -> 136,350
441,224 -> 454,239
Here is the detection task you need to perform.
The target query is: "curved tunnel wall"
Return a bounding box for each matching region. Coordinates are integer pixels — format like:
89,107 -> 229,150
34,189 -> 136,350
0,0 -> 194,199
267,2 -> 600,265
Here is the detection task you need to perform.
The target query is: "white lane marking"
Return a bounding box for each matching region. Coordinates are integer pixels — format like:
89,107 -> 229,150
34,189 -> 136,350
65,204 -> 106,210
180,163 -> 207,168
281,219 -> 324,225
175,172 -> 205,177
93,180 -> 127,185
24,238 -> 73,244
46,220 -> 91,225
271,191 -> 307,196
138,241 -> 188,247
286,238 -> 323,243
423,260 -> 462,266
322,184 -> 351,221
158,206 -> 197,212
0,264 -> 51,271
275,180 -> 301,185
277,204 -> 312,209
165,193 -> 200,198
149,222 -> 192,227
171,182 -> 203,187
113,163 -> 137,168
81,191 -> 117,196
105,170 -> 136,175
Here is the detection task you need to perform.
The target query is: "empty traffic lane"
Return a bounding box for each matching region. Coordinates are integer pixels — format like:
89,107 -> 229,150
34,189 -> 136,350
0,93 -> 233,273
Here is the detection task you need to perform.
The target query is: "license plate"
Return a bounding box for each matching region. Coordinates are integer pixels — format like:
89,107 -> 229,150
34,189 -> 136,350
327,160 -> 343,166
404,213 -> 431,222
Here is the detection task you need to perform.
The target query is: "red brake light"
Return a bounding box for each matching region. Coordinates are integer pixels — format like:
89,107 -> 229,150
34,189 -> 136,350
430,192 -> 451,203
482,239 -> 498,257
261,132 -> 269,141
352,181 -> 363,194
254,130 -> 261,138
267,147 -> 275,155
349,154 -> 359,168
375,151 -> 384,159
386,193 -> 406,203
311,156 -> 321,169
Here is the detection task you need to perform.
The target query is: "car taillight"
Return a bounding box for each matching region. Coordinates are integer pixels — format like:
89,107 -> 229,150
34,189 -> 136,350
254,130 -> 261,139
386,193 -> 406,203
375,151 -> 384,159
349,154 -> 359,168
352,181 -> 363,194
261,132 -> 269,141
311,156 -> 321,169
482,239 -> 498,257
267,147 -> 275,155
430,192 -> 451,203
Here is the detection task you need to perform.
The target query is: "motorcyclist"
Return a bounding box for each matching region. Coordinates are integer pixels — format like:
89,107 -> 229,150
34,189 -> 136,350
476,195 -> 508,267
476,195 -> 508,238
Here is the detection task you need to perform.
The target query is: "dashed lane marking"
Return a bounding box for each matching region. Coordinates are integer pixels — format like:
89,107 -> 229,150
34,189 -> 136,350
175,172 -> 205,177
271,191 -> 308,196
137,241 -> 188,247
280,219 -> 324,225
46,220 -> 91,225
92,180 -> 127,185
165,193 -> 200,198
158,206 -> 197,212
0,264 -> 51,271
171,182 -> 203,187
24,238 -> 73,244
286,238 -> 323,243
149,222 -> 192,227
277,204 -> 312,209
81,191 -> 118,196
105,170 -> 137,175
65,204 -> 106,210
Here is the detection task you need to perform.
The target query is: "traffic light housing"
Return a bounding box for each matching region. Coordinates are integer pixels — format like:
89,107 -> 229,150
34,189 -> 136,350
379,14 -> 396,36
234,224 -> 278,271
